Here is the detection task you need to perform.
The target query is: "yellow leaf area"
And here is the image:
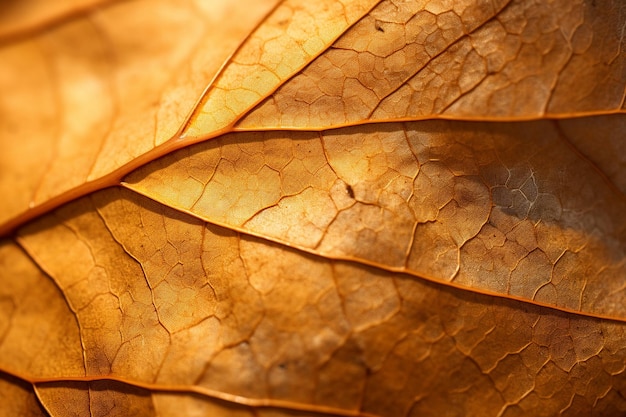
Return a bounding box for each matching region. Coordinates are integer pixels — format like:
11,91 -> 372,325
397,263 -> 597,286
1,0 -> 626,417
0,0 -> 283,225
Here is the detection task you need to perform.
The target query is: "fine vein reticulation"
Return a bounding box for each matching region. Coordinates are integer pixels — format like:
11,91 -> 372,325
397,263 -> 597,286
1,1 -> 626,416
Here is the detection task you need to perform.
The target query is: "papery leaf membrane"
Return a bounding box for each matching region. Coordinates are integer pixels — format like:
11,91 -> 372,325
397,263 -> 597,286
0,0 -> 279,224
8,189 -> 626,416
125,117 -> 626,318
236,0 -> 626,129
184,0 -> 382,138
1,0 -> 626,416
0,373 -> 48,417
0,242 -> 83,379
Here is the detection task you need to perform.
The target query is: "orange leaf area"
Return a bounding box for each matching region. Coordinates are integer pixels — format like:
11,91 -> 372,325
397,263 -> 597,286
126,117 -> 626,319
1,0 -> 626,416
2,188 -> 626,416
0,0 -> 280,225
234,0 -> 626,128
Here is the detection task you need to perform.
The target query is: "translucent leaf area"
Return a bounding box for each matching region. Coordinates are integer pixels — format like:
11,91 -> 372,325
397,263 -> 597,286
1,1 -> 625,416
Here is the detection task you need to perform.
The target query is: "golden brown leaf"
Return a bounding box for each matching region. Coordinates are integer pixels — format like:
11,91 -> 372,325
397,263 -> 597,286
1,0 -> 626,416
235,0 -> 626,128
0,242 -> 83,379
0,0 -> 279,225
125,117 -> 626,318
0,373 -> 48,417
8,189 -> 626,416
183,0 -> 383,138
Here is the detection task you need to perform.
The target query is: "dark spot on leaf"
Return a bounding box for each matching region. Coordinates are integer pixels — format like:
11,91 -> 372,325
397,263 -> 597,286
346,184 -> 355,198
375,20 -> 384,33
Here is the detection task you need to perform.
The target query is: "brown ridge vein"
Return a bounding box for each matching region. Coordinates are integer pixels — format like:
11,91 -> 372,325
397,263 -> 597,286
364,0 -> 514,119
1,111 -> 623,238
180,0 -> 386,138
115,183 -> 626,324
175,0 -> 288,138
11,237 -> 89,377
0,367 -> 382,417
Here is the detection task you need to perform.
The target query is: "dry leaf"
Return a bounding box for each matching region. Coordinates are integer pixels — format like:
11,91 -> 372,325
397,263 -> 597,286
1,1 -> 625,416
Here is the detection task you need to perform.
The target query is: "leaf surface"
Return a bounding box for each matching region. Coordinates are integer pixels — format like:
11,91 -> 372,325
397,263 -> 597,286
125,116 -> 626,318
11,189 -> 626,416
234,0 -> 626,128
1,0 -> 626,416
0,0 -> 279,225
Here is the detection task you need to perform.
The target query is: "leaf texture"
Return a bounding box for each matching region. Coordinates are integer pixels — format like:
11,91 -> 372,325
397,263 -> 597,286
0,0 -> 279,225
1,0 -> 625,416
234,0 -> 626,129
8,189 -> 626,416
125,117 -> 626,318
